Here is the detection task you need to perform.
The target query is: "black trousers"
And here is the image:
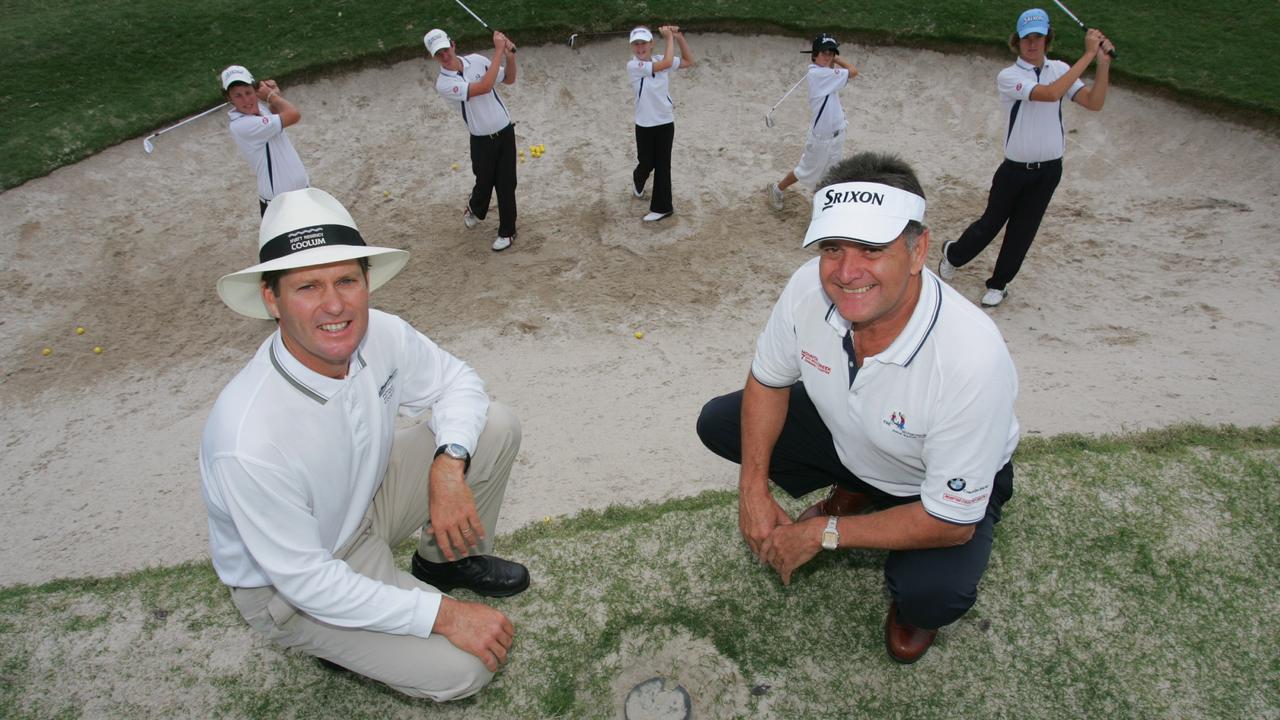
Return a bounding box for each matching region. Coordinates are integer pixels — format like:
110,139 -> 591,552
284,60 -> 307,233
468,123 -> 517,238
633,122 -> 674,215
947,158 -> 1063,291
695,383 -> 1014,630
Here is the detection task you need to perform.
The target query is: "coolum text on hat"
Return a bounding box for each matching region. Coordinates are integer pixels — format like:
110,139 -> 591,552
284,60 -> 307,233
215,188 -> 409,320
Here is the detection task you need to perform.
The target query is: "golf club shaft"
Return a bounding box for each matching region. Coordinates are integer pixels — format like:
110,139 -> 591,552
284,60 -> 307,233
154,102 -> 229,137
769,75 -> 806,113
569,30 -> 632,48
452,0 -> 491,30
451,0 -> 517,53
1051,0 -> 1117,58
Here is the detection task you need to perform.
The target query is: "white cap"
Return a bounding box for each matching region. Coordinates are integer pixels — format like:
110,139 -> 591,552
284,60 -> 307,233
220,65 -> 254,90
802,182 -> 927,248
216,188 -> 409,319
629,27 -> 653,43
424,28 -> 452,56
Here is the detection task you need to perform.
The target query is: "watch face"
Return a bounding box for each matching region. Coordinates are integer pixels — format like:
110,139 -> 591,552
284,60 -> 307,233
445,443 -> 469,460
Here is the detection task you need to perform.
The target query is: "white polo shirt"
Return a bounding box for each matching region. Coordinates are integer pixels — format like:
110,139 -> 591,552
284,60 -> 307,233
752,259 -> 1020,524
806,64 -> 849,137
998,57 -> 1084,163
227,102 -> 309,203
199,309 -> 489,637
435,54 -> 512,136
627,55 -> 682,127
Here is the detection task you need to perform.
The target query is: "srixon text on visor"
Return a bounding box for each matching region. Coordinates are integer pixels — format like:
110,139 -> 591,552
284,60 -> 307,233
822,189 -> 885,211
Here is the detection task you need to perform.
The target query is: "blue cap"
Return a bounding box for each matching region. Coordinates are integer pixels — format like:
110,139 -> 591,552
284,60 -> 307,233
1017,8 -> 1050,37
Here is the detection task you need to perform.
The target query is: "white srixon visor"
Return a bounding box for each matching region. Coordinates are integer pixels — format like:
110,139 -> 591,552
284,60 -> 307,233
802,182 -> 926,248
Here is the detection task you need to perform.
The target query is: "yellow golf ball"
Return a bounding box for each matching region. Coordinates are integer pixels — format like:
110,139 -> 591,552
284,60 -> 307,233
42,347 -> 52,356
75,326 -> 86,335
451,163 -> 459,171
634,331 -> 644,339
93,346 -> 103,354
383,191 -> 389,197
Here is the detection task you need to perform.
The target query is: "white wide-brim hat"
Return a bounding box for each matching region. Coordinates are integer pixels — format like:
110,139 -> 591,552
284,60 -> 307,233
802,181 -> 927,248
217,188 -> 410,319
629,27 -> 653,43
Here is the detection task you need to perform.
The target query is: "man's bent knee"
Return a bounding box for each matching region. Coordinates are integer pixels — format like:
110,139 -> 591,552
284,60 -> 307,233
892,579 -> 979,630
696,392 -> 743,461
483,400 -> 522,449
389,650 -> 495,702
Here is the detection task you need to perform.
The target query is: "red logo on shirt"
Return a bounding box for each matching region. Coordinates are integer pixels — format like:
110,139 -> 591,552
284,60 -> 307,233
1015,82 -> 1023,92
800,350 -> 832,375
261,116 -> 270,124
452,86 -> 460,94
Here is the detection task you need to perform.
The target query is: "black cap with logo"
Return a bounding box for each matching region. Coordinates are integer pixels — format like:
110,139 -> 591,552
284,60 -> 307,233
808,33 -> 840,54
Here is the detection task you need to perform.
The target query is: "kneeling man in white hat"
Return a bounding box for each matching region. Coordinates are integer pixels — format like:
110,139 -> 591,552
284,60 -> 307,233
200,187 -> 527,700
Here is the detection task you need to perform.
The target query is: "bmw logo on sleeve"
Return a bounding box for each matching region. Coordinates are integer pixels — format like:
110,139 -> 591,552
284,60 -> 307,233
947,478 -> 966,492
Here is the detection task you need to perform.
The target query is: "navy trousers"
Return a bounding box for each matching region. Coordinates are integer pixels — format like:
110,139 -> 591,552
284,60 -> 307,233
633,122 -> 675,215
695,383 -> 1013,629
947,158 -> 1063,291
468,123 -> 518,238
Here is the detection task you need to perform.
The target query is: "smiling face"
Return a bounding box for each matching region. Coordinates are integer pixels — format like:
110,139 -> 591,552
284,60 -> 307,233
632,39 -> 653,60
818,231 -> 929,338
226,83 -> 259,115
261,259 -> 370,379
814,48 -> 837,67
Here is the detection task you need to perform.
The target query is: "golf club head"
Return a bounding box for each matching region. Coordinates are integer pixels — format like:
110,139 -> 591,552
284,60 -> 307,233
764,113 -> 775,128
568,33 -> 577,50
143,137 -> 155,154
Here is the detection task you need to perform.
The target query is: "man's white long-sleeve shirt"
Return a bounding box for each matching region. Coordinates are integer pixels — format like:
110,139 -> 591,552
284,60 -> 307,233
199,309 -> 488,637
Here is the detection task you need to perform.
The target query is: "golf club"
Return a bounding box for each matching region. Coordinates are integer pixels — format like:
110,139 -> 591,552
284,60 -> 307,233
451,0 -> 515,51
142,102 -> 229,154
568,30 -> 632,50
1050,0 -> 1117,58
764,75 -> 805,128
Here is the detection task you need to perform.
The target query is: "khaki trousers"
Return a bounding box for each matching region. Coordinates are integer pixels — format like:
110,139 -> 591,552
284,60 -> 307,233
230,401 -> 521,701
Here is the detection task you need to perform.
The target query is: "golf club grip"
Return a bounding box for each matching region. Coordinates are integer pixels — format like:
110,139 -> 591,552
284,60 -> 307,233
1085,28 -> 1118,58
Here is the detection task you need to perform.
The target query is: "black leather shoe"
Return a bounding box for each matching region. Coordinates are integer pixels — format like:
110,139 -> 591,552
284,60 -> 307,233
411,553 -> 530,598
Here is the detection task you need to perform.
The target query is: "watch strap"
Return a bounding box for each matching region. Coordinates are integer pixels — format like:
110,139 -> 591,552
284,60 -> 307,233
821,515 -> 840,550
433,443 -> 471,473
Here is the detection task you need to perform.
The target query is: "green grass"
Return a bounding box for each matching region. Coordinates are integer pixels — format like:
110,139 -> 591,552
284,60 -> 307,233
1,0 -> 1276,190
2,424 -> 1278,718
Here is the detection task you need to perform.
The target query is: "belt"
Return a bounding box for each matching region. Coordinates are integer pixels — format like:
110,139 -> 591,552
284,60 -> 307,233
476,123 -> 513,140
1003,157 -> 1062,170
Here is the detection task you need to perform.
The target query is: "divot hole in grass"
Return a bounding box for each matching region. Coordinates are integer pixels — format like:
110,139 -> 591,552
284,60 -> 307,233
607,628 -> 749,718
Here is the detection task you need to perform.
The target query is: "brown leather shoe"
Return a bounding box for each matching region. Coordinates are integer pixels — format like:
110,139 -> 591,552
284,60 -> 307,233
884,601 -> 938,664
797,486 -> 874,522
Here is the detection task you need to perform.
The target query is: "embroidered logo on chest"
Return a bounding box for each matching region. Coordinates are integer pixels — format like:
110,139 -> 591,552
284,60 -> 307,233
800,350 -> 832,375
378,369 -> 398,404
882,410 -> 925,439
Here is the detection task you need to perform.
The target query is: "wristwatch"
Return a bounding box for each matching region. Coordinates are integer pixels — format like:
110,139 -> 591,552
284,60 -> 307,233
821,516 -> 840,551
434,443 -> 471,473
